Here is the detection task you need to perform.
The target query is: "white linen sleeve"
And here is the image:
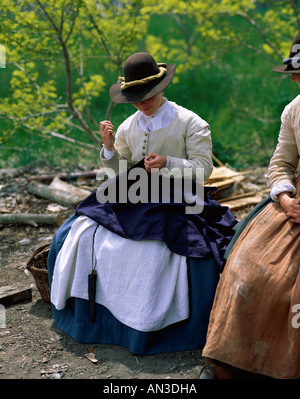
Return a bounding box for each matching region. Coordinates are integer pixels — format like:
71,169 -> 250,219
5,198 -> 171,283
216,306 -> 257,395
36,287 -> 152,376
270,183 -> 297,202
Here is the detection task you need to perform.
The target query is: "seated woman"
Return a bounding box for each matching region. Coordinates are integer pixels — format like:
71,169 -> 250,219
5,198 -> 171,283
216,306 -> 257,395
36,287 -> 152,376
47,52 -> 237,356
200,32 -> 300,379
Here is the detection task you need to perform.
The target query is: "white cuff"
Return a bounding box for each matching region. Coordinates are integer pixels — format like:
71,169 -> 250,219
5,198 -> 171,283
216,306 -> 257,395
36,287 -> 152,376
270,183 -> 296,202
166,157 -> 170,169
103,147 -> 115,160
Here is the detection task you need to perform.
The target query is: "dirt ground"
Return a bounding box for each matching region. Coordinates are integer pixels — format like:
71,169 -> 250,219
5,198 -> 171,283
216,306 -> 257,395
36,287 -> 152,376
0,161 -> 269,381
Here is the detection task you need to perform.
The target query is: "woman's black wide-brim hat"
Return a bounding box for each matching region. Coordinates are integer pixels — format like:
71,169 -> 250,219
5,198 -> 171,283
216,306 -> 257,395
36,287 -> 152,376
109,52 -> 176,104
273,32 -> 300,74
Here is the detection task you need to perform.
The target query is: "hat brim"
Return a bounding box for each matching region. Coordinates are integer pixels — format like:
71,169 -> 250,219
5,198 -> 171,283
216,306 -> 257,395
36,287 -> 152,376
272,64 -> 300,73
109,64 -> 176,104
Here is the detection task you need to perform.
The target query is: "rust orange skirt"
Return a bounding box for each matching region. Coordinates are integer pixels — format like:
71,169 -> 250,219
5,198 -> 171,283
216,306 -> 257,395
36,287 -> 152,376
202,202 -> 300,379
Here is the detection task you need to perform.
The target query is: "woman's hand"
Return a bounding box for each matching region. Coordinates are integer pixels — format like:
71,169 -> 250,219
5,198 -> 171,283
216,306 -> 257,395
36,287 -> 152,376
99,120 -> 114,151
278,192 -> 300,223
144,153 -> 167,172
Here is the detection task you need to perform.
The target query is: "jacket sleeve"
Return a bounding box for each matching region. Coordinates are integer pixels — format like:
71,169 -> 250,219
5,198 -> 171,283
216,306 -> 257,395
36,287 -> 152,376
166,123 -> 213,183
268,102 -> 299,200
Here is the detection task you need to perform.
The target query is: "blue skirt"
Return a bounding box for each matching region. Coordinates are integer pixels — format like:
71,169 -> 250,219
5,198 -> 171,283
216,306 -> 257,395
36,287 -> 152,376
47,214 -> 220,355
47,161 -> 237,355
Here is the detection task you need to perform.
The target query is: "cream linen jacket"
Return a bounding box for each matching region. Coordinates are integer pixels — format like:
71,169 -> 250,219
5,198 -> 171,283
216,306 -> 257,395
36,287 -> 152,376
268,94 -> 300,200
100,103 -> 213,182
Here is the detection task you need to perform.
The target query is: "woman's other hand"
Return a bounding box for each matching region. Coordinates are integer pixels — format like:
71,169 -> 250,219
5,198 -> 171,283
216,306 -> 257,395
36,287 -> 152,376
100,120 -> 114,151
144,153 -> 167,172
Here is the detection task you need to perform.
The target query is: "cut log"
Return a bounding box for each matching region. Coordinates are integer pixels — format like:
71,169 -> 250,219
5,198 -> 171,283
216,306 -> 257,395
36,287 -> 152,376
49,177 -> 91,199
0,213 -> 62,227
27,181 -> 84,207
0,284 -> 32,306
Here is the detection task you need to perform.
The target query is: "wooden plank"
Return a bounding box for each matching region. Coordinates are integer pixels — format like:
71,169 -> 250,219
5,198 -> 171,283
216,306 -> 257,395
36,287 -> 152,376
205,166 -> 249,183
218,191 -> 258,203
220,193 -> 264,211
218,189 -> 270,204
0,284 -> 32,306
206,175 -> 245,191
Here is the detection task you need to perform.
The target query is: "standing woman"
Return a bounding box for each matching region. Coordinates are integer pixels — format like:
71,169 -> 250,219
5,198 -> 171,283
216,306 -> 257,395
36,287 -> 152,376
200,32 -> 300,379
47,52 -> 237,356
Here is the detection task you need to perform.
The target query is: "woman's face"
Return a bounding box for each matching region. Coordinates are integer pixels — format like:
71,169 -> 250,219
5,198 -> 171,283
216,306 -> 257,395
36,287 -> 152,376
291,73 -> 300,88
133,93 -> 164,116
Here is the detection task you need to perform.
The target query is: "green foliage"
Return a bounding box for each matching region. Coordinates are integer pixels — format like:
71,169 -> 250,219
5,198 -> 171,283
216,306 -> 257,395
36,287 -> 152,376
1,0 -> 300,169
0,0 -> 152,166
145,0 -> 300,168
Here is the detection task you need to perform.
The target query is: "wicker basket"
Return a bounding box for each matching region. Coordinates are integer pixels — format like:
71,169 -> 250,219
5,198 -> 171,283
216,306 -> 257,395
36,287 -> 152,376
26,243 -> 51,304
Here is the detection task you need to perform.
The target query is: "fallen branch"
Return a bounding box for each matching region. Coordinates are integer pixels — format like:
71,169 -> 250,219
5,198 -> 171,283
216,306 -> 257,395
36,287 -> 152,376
0,213 -> 62,227
50,176 -> 91,199
28,181 -> 83,207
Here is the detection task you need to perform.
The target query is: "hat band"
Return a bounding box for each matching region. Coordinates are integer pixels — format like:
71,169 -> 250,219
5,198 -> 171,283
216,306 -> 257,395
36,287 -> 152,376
119,64 -> 167,91
283,56 -> 300,65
